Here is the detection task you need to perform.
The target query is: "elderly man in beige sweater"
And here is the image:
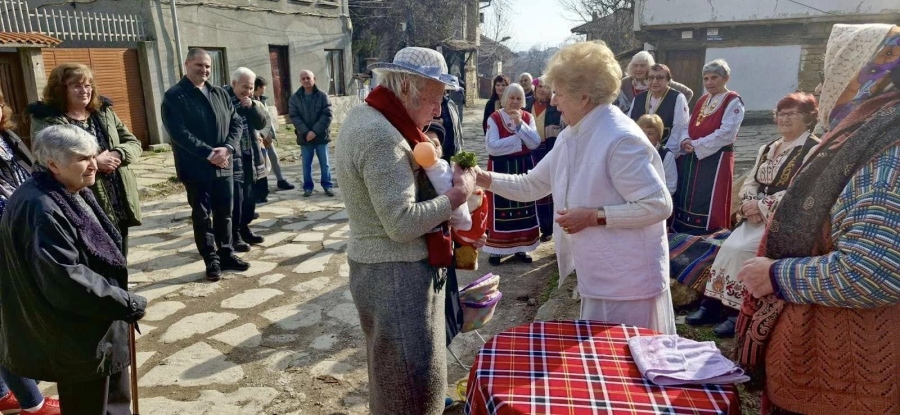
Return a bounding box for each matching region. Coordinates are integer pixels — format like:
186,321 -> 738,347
335,48 -> 475,414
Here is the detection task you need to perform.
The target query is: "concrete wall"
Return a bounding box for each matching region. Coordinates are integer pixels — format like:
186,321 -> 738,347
638,0 -> 900,28
148,1 -> 353,144
704,45 -> 801,112
27,0 -> 354,145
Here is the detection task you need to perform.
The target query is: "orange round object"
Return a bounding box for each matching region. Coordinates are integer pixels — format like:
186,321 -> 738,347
413,141 -> 439,168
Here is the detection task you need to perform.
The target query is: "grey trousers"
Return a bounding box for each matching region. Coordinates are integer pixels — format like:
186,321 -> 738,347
264,139 -> 285,181
349,259 -> 446,415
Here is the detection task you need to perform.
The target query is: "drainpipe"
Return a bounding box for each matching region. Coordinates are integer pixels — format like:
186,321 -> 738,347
170,0 -> 185,77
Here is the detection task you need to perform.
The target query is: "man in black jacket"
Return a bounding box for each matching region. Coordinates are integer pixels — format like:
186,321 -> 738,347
224,67 -> 268,252
289,70 -> 334,197
161,48 -> 250,281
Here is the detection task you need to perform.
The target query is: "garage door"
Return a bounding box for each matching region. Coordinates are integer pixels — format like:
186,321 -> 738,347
42,48 -> 150,148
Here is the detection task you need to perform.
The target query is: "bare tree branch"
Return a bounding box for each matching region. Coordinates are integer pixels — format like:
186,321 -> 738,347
559,0 -> 634,22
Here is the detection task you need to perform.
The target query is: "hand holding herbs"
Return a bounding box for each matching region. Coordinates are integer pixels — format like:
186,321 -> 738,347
451,151 -> 478,169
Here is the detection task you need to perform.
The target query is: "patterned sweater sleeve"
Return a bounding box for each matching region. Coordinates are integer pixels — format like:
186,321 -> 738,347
772,144 -> 900,308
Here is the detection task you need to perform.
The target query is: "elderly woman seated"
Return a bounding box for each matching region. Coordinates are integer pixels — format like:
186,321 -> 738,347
678,92 -> 820,337
0,125 -> 146,413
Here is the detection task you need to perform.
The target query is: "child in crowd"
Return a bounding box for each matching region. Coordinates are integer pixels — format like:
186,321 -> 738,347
637,114 -> 677,196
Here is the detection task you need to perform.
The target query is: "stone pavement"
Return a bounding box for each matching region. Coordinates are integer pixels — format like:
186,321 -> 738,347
58,101 -> 778,414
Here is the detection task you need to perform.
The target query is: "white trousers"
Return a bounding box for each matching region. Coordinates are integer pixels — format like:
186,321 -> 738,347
580,289 -> 677,335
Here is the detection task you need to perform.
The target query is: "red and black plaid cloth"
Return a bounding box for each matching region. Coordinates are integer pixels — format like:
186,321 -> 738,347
465,320 -> 740,415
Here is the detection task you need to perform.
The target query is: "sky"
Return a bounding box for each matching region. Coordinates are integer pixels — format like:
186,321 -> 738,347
483,0 -> 584,52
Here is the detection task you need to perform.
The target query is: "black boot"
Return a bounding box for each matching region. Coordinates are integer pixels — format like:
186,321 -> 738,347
220,253 -> 250,271
277,179 -> 295,190
233,234 -> 251,252
205,257 -> 222,282
685,297 -> 723,326
240,227 -> 265,245
713,316 -> 737,338
515,252 -> 533,263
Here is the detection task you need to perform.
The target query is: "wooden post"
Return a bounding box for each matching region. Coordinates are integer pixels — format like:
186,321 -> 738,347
129,324 -> 140,415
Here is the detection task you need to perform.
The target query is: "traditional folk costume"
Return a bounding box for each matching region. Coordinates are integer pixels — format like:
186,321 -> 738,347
629,88 -> 689,149
734,24 -> 900,414
530,100 -> 562,238
704,132 -> 818,310
487,104 -> 676,334
615,76 -> 694,114
630,88 -> 689,196
672,91 -> 744,234
483,110 -> 542,255
481,97 -> 502,134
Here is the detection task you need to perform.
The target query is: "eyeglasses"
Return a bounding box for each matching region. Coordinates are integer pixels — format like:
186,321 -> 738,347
647,75 -> 668,81
775,111 -> 803,119
68,84 -> 93,91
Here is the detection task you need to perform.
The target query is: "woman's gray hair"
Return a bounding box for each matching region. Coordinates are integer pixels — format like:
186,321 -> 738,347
230,67 -> 256,83
628,51 -> 655,76
501,83 -> 526,107
31,125 -> 99,172
702,59 -> 731,77
377,71 -> 430,103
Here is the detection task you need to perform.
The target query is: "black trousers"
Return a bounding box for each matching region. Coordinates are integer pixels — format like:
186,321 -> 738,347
119,225 -> 129,259
232,177 -> 256,234
184,176 -> 234,260
254,177 -> 269,202
57,370 -> 131,415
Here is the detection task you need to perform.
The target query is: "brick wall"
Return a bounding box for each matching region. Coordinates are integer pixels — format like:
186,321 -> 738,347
798,44 -> 826,94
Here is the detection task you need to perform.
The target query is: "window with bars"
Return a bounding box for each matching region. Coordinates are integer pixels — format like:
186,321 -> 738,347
324,49 -> 345,96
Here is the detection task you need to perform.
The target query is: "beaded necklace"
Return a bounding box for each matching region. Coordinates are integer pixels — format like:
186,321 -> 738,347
694,90 -> 728,126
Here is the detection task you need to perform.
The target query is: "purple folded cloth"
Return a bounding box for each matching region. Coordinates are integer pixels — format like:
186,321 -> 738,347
627,334 -> 750,386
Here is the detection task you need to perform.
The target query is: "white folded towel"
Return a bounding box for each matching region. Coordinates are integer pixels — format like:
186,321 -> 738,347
627,334 -> 750,386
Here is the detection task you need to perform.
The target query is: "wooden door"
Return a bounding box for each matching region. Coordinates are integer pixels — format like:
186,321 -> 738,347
269,45 -> 291,116
664,49 -> 705,108
0,52 -> 29,140
42,48 -> 150,147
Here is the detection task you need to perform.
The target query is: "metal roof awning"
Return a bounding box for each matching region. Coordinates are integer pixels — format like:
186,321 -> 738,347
0,32 -> 62,47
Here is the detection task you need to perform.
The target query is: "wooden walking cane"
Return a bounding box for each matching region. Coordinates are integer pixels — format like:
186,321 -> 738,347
129,324 -> 140,415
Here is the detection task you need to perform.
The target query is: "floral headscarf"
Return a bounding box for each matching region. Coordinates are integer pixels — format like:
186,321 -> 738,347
818,24 -> 900,130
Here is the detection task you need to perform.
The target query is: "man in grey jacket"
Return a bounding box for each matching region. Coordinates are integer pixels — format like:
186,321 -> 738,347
288,70 -> 334,197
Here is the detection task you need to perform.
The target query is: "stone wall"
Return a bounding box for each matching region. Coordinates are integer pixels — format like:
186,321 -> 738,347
799,44 -> 826,94
330,96 -> 362,125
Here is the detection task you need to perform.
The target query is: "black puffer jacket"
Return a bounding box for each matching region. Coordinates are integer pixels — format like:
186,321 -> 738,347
288,85 -> 333,146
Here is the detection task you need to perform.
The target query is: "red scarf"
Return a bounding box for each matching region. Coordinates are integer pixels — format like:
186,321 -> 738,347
365,85 -> 429,149
364,85 -> 453,268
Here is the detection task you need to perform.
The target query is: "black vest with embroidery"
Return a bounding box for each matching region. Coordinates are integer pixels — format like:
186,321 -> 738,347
754,136 -> 819,197
630,89 -> 681,147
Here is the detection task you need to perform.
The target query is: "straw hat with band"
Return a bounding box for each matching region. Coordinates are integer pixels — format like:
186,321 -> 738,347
368,47 -> 462,91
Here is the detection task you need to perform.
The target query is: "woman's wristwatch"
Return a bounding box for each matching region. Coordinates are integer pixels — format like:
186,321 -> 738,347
596,208 -> 607,226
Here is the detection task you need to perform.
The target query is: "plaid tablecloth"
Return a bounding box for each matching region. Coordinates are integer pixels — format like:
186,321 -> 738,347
465,320 -> 740,415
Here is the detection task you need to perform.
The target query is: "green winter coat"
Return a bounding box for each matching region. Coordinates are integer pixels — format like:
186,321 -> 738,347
27,99 -> 143,227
